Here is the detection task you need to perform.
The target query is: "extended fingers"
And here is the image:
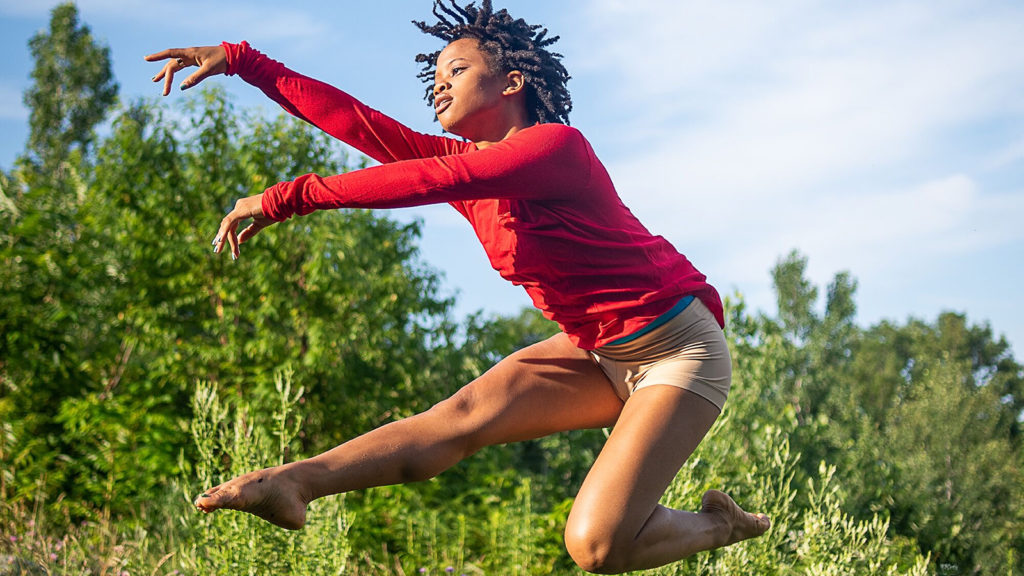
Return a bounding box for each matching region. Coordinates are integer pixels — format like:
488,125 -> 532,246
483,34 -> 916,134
162,61 -> 178,96
213,198 -> 268,260
181,63 -> 214,92
152,58 -> 188,96
213,212 -> 241,259
237,220 -> 267,245
147,48 -> 200,95
144,48 -> 179,62
227,228 -> 240,260
212,229 -> 240,261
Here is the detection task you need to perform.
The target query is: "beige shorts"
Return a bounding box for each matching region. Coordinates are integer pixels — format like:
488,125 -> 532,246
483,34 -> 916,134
589,298 -> 731,411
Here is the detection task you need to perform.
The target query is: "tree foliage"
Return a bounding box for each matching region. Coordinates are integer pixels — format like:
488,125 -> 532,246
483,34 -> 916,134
739,250 -> 1024,576
3,75 -> 465,518
2,6 -> 1021,574
1,2 -> 119,511
23,2 -> 118,176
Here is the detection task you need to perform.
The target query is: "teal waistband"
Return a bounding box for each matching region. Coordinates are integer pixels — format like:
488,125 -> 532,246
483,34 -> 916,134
608,295 -> 696,346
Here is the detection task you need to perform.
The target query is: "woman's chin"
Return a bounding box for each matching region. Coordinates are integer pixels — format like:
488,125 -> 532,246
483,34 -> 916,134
438,120 -> 461,138
436,115 -> 472,139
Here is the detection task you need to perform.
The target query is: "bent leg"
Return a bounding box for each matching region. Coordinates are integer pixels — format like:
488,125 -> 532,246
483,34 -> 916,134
564,386 -> 769,573
194,332 -> 623,529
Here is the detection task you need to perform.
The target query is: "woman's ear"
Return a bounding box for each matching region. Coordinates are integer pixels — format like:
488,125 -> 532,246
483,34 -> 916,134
503,70 -> 526,95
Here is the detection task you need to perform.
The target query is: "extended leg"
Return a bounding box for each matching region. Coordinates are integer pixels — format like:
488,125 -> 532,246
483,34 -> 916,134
563,386 -> 770,573
193,332 -> 624,529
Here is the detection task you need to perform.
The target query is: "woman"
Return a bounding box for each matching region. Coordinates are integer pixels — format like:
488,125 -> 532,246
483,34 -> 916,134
146,2 -> 769,572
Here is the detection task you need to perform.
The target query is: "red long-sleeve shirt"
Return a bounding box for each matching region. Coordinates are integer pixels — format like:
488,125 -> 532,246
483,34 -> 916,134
223,41 -> 723,350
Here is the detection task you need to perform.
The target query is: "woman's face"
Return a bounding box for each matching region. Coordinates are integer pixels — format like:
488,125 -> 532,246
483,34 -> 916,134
433,38 -> 517,140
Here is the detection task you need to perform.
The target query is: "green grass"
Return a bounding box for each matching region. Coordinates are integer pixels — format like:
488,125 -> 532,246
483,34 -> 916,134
1,372 -> 933,575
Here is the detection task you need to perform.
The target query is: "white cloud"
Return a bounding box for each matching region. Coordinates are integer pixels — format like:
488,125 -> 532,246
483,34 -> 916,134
780,175 -> 1024,276
588,0 -> 1023,184
988,137 -> 1024,171
575,2 -> 1024,256
566,1 -> 1024,357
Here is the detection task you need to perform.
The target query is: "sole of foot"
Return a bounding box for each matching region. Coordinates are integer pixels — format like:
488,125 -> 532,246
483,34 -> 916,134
193,467 -> 309,530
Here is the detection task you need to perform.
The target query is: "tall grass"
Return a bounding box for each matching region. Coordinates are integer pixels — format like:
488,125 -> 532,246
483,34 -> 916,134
3,368 -> 934,575
174,373 -> 350,575
1,371 -> 351,575
641,414 -> 931,575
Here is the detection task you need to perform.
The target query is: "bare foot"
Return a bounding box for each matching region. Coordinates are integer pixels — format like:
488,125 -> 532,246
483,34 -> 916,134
700,489 -> 770,548
194,465 -> 310,530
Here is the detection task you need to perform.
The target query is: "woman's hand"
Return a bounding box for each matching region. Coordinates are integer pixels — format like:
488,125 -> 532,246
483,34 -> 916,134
145,45 -> 228,96
212,194 -> 275,260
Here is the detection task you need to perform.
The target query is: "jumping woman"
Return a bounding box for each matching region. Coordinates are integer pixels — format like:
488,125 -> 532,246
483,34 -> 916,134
146,1 -> 769,572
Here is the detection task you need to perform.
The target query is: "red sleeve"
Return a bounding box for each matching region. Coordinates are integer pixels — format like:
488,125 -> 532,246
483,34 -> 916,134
261,123 -> 593,221
221,41 -> 464,164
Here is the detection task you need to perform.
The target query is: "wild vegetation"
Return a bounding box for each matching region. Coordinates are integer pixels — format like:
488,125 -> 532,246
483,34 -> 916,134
2,4 -> 1020,574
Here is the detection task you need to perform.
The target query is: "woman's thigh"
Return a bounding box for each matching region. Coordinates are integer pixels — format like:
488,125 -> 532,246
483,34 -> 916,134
435,331 -> 624,453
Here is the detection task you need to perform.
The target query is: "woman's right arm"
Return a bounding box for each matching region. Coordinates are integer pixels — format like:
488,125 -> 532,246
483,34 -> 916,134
145,43 -> 458,164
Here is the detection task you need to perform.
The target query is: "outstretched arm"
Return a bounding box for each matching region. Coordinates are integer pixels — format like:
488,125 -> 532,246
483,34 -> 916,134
146,42 -> 460,164
205,123 -> 592,259
261,123 -> 593,220
221,41 -> 460,164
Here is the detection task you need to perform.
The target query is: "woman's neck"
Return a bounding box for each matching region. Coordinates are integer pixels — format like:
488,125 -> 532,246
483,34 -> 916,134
470,106 -> 533,149
474,123 -> 529,149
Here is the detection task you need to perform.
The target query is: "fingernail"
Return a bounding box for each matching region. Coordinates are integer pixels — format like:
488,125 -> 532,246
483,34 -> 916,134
211,235 -> 221,246
231,253 -> 238,261
180,82 -> 190,91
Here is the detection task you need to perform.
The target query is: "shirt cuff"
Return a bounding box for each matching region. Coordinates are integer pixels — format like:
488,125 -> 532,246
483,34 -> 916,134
220,40 -> 250,77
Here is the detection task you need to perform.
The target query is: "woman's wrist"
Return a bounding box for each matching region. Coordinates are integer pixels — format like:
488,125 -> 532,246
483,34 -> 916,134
220,41 -> 246,76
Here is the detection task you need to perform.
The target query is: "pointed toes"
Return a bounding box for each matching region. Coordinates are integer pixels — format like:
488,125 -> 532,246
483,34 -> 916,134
755,513 -> 771,532
194,486 -> 227,511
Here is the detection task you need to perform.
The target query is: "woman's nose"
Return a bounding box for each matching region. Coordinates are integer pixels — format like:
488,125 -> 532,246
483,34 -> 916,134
433,82 -> 451,96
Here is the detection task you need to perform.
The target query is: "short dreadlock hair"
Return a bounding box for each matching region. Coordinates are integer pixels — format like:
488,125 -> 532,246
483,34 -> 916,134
413,0 -> 572,125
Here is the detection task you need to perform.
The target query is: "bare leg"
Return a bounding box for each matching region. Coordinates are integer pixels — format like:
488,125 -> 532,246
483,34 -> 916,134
194,333 -> 624,529
564,386 -> 770,574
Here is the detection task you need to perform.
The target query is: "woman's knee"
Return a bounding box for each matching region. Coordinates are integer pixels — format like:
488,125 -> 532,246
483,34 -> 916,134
420,383 -> 492,455
563,515 -> 632,574
385,389 -> 486,483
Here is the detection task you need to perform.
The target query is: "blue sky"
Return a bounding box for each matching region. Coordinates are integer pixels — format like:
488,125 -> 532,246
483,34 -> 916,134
2,0 -> 1023,360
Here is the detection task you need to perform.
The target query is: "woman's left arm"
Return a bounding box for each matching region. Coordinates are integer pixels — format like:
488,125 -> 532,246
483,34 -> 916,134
260,123 -> 593,221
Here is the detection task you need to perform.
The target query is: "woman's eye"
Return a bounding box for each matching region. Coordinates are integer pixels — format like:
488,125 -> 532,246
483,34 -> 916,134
452,67 -> 466,76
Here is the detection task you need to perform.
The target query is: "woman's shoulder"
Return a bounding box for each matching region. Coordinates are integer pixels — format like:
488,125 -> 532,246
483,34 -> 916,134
512,123 -> 591,153
521,122 -> 584,138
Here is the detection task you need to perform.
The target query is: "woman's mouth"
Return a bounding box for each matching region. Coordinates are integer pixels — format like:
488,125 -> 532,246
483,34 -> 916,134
435,96 -> 453,115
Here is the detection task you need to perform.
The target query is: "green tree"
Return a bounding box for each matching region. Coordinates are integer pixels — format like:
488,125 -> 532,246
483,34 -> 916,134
849,315 -> 1024,575
22,2 -> 118,177
772,249 -> 819,342
757,250 -> 1023,575
3,77 -> 474,522
0,1 -> 119,509
43,88 -> 469,515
